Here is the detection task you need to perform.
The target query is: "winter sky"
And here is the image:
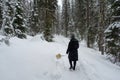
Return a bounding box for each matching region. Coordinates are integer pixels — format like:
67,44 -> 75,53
58,0 -> 62,6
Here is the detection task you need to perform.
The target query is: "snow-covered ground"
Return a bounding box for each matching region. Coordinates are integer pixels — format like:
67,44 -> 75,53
0,35 -> 120,80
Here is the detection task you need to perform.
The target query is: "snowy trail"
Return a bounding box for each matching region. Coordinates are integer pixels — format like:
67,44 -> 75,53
57,56 -> 91,80
0,35 -> 120,80
54,45 -> 120,80
78,46 -> 120,80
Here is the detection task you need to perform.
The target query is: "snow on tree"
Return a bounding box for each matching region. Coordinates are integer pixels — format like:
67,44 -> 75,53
0,0 -> 2,29
111,0 -> 120,17
41,0 -> 57,42
0,0 -> 27,39
1,0 -> 14,36
104,0 -> 120,62
61,0 -> 70,37
12,0 -> 27,39
30,0 -> 39,35
105,22 -> 120,62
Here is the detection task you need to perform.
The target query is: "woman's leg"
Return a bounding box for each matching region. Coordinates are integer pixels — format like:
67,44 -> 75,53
69,59 -> 72,69
73,61 -> 76,70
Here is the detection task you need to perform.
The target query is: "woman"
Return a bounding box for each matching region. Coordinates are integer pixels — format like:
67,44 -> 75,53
66,34 -> 79,70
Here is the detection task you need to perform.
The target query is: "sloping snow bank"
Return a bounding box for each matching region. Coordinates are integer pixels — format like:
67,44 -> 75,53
0,35 -> 68,80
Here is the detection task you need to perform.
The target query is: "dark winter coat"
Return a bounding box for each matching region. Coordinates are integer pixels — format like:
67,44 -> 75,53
66,38 -> 79,61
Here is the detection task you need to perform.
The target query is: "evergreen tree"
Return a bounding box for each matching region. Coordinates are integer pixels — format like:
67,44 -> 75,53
42,0 -> 57,41
87,0 -> 99,48
0,0 -> 27,38
105,22 -> 120,62
54,6 -> 61,35
0,0 -> 2,29
20,0 -> 33,35
61,0 -> 70,37
12,0 -> 27,39
75,0 -> 98,48
97,0 -> 107,54
111,0 -> 120,17
74,0 -> 86,40
105,0 -> 120,62
28,0 -> 57,41
1,0 -> 14,36
30,0 -> 39,35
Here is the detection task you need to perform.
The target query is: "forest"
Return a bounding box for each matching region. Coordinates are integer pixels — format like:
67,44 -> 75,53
0,0 -> 120,63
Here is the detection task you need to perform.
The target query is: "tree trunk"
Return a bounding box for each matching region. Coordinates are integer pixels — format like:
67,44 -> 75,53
86,0 -> 90,48
0,0 -> 2,29
98,0 -> 105,55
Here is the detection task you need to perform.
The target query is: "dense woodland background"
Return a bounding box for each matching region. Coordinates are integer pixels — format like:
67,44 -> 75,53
0,0 -> 120,63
